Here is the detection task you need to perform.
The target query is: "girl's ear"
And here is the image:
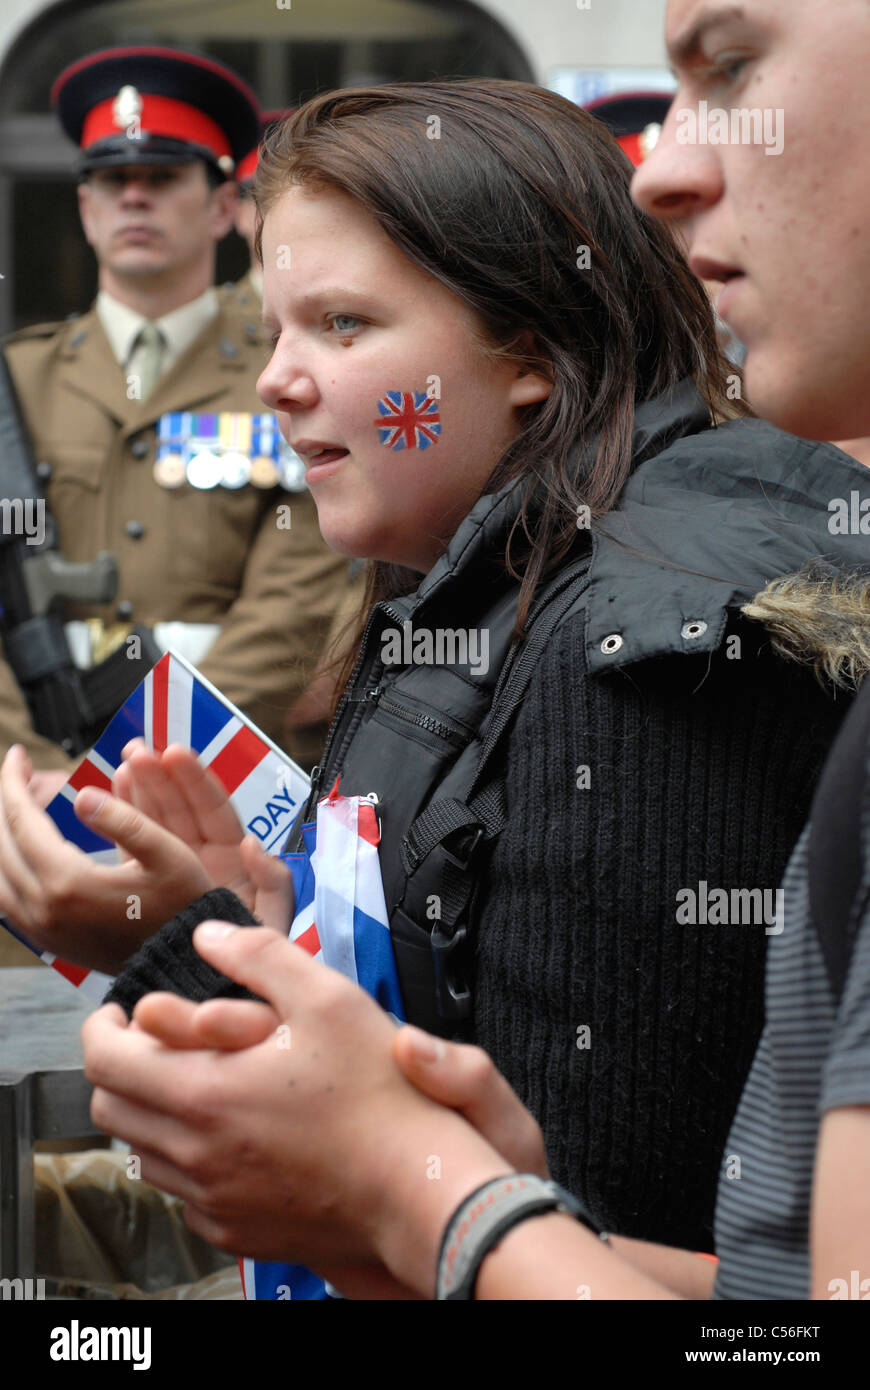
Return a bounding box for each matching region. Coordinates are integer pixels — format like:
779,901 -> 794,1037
509,366 -> 554,407
507,330 -> 554,407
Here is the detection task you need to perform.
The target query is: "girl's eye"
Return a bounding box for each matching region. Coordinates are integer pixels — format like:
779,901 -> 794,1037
328,314 -> 363,335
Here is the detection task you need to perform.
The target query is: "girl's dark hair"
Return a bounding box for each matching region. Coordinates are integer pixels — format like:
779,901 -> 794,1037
254,79 -> 746,693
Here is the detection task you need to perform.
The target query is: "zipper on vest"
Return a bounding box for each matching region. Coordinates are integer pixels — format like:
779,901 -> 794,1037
304,596 -> 418,815
305,607 -> 388,815
376,691 -> 467,747
305,594 -> 473,818
347,684 -> 383,703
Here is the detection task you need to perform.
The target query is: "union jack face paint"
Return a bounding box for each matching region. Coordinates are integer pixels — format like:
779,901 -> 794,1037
373,390 -> 442,450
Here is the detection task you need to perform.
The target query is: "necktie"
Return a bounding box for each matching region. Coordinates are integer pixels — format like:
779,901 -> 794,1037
127,322 -> 166,400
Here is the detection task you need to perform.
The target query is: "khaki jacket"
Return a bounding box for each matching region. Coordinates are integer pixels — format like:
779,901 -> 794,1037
217,273 -> 261,317
2,298 -> 348,772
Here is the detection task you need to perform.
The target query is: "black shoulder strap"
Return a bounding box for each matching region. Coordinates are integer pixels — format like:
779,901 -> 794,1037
398,556 -> 591,1033
808,681 -> 870,1005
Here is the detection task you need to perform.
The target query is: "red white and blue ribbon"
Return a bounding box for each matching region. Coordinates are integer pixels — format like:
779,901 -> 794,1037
1,650 -> 309,998
240,781 -> 405,1302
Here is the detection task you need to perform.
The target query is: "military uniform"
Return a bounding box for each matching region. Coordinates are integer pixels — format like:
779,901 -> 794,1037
217,270 -> 262,317
2,294 -> 346,773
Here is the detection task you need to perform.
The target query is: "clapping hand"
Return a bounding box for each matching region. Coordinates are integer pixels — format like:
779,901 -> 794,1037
115,742 -> 293,933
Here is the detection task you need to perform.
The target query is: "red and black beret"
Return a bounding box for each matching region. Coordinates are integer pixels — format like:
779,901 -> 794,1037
52,45 -> 261,178
236,108 -> 297,188
585,91 -> 673,167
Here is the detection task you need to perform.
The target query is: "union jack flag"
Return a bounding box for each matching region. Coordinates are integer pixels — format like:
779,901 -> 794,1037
373,390 -> 441,450
0,651 -> 309,1000
241,782 -> 405,1302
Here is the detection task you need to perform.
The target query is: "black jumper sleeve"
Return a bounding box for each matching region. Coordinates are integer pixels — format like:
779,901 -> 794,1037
103,887 -> 263,1017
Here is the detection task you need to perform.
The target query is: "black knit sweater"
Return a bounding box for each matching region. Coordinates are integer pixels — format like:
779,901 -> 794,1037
471,619 -> 845,1252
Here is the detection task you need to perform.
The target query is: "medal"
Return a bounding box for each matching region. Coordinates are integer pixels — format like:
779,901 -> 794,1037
186,450 -> 221,489
278,445 -> 307,492
220,451 -> 253,489
153,454 -> 186,488
250,455 -> 280,488
185,413 -> 220,488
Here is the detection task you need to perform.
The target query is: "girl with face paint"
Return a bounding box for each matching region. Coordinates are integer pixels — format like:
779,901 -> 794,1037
22,78 -> 870,1296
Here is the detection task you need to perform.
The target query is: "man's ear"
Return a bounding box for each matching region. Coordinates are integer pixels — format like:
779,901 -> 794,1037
77,181 -> 96,248
209,178 -> 240,241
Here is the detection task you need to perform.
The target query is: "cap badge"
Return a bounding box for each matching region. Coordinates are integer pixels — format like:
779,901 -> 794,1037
639,122 -> 662,161
112,85 -> 143,131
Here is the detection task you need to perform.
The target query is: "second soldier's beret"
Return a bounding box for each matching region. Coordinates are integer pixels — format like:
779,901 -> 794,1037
585,91 -> 673,167
236,108 -> 297,189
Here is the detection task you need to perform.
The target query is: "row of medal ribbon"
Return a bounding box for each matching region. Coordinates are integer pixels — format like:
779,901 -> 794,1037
154,411 -> 308,492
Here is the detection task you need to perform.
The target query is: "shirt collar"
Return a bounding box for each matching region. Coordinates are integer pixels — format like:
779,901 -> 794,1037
96,286 -> 219,369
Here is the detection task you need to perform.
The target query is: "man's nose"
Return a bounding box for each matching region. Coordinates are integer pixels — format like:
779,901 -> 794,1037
118,176 -> 154,203
631,114 -> 724,223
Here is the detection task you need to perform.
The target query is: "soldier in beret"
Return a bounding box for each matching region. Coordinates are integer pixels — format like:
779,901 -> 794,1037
0,45 -> 350,1293
0,47 -> 347,830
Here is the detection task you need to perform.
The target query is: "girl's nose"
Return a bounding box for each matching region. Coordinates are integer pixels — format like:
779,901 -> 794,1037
257,348 -> 319,414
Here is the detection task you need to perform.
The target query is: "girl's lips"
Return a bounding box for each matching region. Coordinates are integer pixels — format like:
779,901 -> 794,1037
304,448 -> 349,479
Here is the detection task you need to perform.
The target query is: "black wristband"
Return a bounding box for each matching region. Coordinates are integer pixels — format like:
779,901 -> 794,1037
103,887 -> 265,1017
435,1174 -> 603,1300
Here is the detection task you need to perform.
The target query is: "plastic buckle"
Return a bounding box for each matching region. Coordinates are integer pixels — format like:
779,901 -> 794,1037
442,825 -> 484,872
431,923 -> 472,1019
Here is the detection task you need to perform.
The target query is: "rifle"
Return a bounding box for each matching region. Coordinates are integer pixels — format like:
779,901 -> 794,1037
0,348 -> 158,756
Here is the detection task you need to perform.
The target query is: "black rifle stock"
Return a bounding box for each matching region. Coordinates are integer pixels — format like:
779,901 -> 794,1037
0,347 -> 122,755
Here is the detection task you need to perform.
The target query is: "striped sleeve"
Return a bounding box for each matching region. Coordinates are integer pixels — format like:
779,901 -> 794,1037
821,751 -> 870,1110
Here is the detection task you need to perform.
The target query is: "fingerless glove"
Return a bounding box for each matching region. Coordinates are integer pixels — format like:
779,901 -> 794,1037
103,887 -> 265,1017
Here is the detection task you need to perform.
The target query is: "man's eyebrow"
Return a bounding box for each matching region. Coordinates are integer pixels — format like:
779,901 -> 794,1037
668,3 -> 747,68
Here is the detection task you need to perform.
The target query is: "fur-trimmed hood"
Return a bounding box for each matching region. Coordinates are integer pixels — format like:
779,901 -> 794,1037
743,561 -> 870,690
582,382 -> 870,686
